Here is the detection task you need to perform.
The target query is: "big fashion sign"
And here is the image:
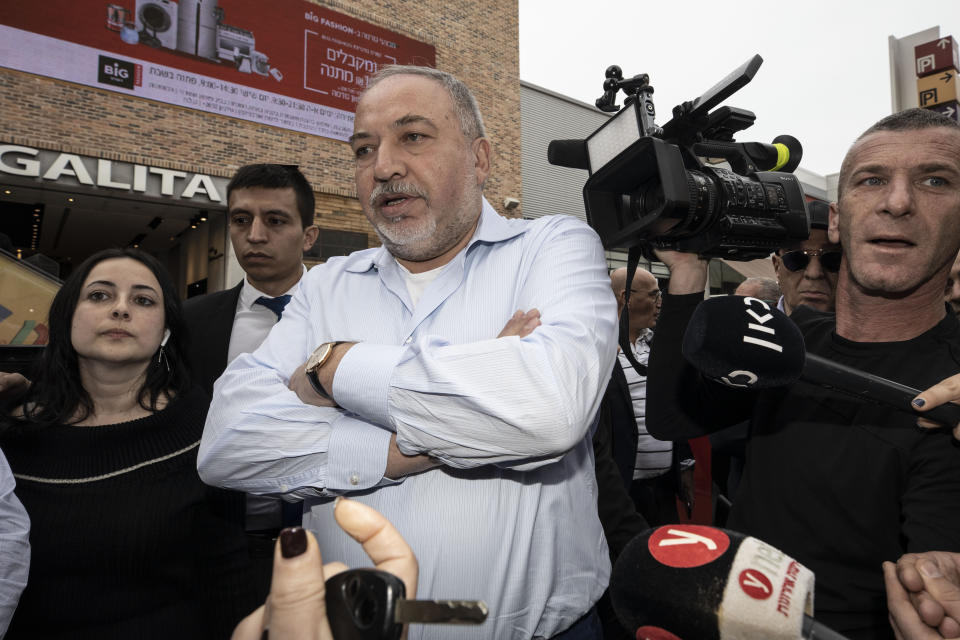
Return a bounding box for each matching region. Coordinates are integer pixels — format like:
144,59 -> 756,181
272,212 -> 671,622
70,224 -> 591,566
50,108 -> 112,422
0,1 -> 435,141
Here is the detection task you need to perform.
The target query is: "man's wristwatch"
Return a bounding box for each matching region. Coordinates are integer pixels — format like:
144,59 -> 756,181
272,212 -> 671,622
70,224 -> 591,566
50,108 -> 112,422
304,341 -> 342,399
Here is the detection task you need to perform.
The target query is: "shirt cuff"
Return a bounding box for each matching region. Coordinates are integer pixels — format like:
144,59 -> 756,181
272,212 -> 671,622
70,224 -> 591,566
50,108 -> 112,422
325,414 -> 393,491
334,342 -> 405,428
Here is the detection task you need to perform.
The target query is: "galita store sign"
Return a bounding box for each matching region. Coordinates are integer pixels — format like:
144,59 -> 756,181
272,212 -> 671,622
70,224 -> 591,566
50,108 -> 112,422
0,144 -> 227,204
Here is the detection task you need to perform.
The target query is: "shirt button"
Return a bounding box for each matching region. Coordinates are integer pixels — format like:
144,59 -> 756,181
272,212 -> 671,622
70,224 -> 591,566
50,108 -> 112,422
349,473 -> 360,486
404,337 -> 413,344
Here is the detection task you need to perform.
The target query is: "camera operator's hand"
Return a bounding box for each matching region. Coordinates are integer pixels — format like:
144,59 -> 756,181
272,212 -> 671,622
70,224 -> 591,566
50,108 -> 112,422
231,497 -> 418,640
653,249 -> 709,295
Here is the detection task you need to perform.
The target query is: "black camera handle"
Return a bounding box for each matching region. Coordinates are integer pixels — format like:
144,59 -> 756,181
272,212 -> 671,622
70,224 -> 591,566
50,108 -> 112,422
618,244 -> 650,376
596,66 -> 663,138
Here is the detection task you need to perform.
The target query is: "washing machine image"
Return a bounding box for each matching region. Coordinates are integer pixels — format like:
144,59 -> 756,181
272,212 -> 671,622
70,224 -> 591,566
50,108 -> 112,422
135,0 -> 178,50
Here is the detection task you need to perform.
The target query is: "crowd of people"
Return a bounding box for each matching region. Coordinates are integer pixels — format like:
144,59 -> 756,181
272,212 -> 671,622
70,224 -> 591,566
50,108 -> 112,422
0,65 -> 959,640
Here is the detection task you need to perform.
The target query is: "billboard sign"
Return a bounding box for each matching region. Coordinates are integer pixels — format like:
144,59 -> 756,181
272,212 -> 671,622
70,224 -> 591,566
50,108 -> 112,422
0,1 -> 436,141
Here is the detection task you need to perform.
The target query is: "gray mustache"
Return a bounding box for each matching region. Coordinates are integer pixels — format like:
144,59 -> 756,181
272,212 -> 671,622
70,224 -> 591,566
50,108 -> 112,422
369,182 -> 427,208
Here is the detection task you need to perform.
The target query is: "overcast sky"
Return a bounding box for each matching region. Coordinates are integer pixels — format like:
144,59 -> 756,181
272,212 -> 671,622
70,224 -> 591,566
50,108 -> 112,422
519,0 -> 960,178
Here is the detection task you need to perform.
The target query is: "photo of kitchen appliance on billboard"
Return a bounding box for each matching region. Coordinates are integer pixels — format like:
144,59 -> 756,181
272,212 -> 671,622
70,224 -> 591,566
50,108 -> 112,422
0,0 -> 436,141
105,0 -> 284,80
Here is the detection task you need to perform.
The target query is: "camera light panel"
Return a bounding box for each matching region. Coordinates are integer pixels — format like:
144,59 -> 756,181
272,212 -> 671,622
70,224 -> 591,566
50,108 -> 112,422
586,101 -> 642,174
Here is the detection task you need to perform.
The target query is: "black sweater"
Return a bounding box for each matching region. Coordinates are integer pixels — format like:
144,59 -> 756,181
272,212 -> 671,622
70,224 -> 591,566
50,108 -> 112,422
647,293 -> 960,640
0,388 -> 258,639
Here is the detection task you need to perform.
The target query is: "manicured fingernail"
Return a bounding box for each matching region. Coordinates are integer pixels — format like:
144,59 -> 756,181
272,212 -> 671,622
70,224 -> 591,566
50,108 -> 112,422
920,561 -> 943,578
912,397 -> 926,408
280,527 -> 307,558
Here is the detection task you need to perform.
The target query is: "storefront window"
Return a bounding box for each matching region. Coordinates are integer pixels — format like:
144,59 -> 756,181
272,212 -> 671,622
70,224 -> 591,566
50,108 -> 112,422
0,250 -> 60,347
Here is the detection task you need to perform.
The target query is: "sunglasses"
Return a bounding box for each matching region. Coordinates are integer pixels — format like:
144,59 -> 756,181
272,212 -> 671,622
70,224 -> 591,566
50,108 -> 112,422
780,249 -> 842,273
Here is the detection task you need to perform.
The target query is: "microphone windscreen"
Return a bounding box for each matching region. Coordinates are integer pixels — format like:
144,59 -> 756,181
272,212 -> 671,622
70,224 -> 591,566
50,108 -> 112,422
772,134 -> 803,173
681,296 -> 805,389
547,139 -> 590,170
611,525 -> 814,640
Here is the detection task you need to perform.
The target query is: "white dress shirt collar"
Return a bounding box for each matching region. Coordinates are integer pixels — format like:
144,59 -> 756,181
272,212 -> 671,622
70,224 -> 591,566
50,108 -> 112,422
238,264 -> 308,310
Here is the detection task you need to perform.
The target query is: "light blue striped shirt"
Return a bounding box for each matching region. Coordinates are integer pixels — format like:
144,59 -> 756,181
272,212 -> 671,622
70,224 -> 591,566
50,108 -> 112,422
199,198 -> 618,639
0,448 -> 29,637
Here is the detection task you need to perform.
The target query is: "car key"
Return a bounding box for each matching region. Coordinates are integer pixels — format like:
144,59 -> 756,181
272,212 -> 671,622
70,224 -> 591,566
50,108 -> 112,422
326,568 -> 487,640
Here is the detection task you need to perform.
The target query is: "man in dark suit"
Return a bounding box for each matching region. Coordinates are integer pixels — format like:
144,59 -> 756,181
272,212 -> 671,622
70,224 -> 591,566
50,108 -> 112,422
184,164 -> 319,396
184,164 -> 318,600
603,267 -> 694,526
184,282 -> 243,399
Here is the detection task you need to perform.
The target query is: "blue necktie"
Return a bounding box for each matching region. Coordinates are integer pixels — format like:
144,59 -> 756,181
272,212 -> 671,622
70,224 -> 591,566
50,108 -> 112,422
254,294 -> 292,320
253,293 -> 301,527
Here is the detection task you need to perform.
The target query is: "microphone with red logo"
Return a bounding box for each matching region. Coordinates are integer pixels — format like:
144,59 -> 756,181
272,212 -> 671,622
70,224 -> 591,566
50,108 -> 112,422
610,524 -> 849,640
681,295 -> 960,426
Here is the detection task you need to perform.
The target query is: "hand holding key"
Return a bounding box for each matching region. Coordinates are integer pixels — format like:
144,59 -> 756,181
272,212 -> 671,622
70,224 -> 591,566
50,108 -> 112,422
232,498 -> 487,640
326,569 -> 487,640
232,497 -> 419,640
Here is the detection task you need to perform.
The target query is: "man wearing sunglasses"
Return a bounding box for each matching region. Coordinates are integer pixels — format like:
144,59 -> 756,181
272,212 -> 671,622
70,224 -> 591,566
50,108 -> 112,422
771,200 -> 841,315
646,108 -> 960,639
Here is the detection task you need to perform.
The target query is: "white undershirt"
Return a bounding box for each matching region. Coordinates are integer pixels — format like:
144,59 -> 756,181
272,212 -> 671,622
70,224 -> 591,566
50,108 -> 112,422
397,260 -> 447,308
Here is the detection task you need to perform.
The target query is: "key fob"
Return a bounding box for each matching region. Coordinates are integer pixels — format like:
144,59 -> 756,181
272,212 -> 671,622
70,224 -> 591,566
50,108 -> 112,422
326,568 -> 405,640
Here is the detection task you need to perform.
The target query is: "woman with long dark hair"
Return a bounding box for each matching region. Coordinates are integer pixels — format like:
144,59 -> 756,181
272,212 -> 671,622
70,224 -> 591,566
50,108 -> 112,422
1,248 -> 256,639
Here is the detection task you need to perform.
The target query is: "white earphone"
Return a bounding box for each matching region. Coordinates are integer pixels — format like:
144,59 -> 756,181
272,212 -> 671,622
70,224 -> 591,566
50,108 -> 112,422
161,328 -> 171,347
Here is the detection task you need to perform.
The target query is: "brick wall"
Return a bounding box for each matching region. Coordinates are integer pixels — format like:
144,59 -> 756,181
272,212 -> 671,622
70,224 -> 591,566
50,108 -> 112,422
0,0 -> 522,246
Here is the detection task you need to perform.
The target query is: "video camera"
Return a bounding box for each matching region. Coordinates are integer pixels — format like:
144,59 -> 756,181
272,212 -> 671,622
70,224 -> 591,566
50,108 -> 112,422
548,55 -> 810,260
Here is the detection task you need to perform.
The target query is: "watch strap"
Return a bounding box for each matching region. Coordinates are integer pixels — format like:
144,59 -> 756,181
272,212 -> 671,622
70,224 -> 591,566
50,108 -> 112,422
306,367 -> 331,399
306,341 -> 344,400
